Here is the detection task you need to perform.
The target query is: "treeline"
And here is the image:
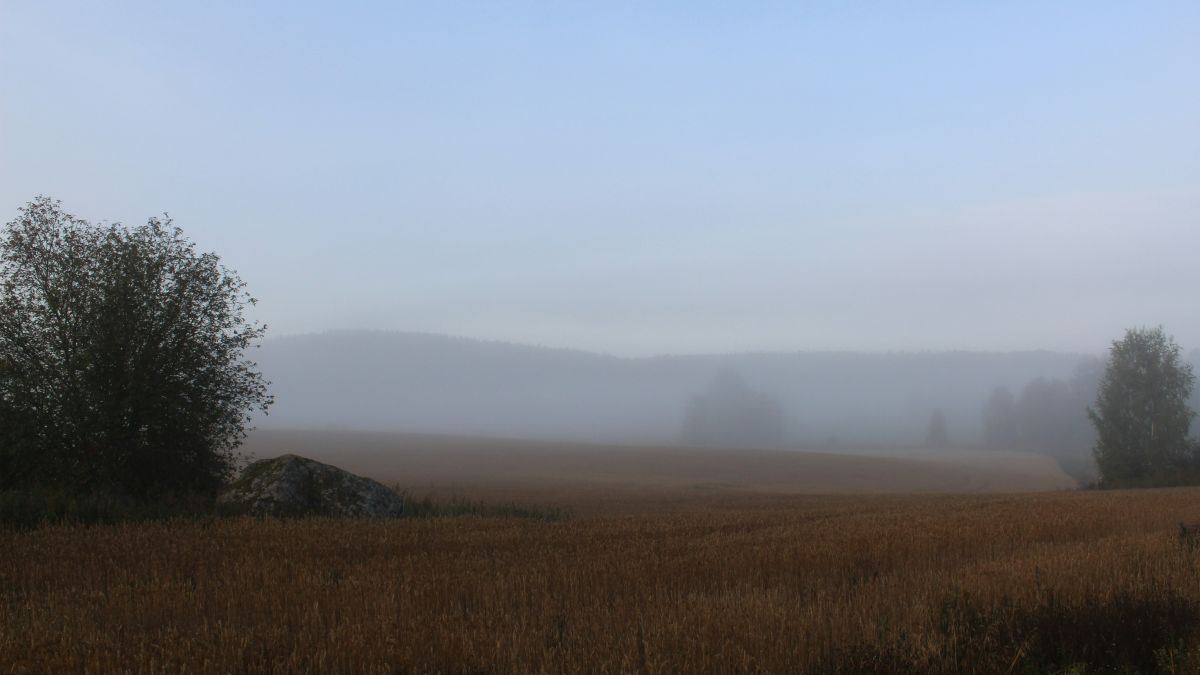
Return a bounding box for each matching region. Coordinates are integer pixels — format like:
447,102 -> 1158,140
978,327 -> 1200,488
678,328 -> 1200,491
257,332 -> 1087,445
979,359 -> 1103,481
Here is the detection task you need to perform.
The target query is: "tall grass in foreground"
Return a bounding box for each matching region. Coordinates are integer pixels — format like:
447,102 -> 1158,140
5,489 -> 1200,673
0,487 -> 218,529
395,489 -> 569,522
0,487 -> 567,529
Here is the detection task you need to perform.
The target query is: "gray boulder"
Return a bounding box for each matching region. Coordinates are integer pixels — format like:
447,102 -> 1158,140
218,454 -> 404,518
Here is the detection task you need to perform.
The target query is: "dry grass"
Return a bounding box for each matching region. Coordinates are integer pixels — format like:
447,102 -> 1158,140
6,488 -> 1200,673
242,429 -> 1077,513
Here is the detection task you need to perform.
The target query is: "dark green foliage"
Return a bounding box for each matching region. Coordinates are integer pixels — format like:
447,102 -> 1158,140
0,197 -> 272,501
1089,327 -> 1196,488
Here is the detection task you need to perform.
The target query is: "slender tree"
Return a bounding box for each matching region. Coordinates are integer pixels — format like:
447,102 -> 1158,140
1088,326 -> 1195,487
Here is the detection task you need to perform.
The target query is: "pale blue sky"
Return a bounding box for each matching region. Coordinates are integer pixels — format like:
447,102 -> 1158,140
2,2 -> 1198,355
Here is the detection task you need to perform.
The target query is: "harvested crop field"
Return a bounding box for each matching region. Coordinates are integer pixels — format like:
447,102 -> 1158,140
5,488 -> 1200,673
241,430 -> 1078,513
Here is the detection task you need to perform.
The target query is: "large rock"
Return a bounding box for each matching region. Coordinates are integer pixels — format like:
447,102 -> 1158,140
218,454 -> 404,518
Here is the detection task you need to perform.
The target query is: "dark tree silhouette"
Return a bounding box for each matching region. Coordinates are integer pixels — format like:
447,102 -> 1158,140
1088,327 -> 1195,487
0,197 -> 272,499
681,370 -> 785,448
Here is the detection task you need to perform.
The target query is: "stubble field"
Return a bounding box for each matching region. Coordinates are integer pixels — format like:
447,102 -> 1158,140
5,485 -> 1200,673
240,429 -> 1077,512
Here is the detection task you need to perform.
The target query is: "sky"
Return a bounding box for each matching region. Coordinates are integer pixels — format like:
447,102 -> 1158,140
1,2 -> 1198,356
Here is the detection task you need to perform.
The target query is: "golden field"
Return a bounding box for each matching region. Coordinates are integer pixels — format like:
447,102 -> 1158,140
6,486 -> 1200,673
241,430 -> 1077,512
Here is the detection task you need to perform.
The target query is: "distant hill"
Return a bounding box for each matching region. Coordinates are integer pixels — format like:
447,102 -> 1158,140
253,330 -> 1092,447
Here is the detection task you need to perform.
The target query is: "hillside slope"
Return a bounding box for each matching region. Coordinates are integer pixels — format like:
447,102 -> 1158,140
254,330 -> 1090,445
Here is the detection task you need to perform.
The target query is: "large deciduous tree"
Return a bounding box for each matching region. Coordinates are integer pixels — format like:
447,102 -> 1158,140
1088,326 -> 1195,487
0,197 -> 272,499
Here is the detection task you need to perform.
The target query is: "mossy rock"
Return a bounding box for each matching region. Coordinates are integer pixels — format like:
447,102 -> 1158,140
218,454 -> 404,518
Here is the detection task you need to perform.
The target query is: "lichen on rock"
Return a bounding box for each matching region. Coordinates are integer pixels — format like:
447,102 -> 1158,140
218,454 -> 404,518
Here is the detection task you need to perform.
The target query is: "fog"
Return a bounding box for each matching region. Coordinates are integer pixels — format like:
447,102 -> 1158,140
3,4 -> 1200,356
7,6 -> 1200,669
3,5 -> 1199,483
252,331 -> 1129,472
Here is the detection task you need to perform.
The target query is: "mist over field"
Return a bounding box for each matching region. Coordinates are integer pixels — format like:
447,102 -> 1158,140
8,3 -> 1200,671
254,330 -> 1091,446
5,4 -> 1199,477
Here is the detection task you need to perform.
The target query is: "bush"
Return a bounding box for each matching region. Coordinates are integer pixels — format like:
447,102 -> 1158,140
0,197 -> 271,501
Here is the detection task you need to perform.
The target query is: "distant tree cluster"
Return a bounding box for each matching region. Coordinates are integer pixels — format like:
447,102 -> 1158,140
980,327 -> 1200,488
978,359 -> 1102,481
681,370 -> 785,448
981,364 -> 1101,452
0,197 -> 272,503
